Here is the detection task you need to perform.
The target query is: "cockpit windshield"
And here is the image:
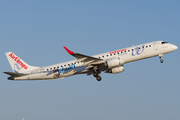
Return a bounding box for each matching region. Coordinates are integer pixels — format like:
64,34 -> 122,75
162,41 -> 168,44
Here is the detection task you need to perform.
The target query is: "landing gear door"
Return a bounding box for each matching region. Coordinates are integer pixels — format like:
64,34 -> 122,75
153,42 -> 158,50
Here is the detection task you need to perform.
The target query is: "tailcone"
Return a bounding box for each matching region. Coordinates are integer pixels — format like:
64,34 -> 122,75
8,77 -> 14,80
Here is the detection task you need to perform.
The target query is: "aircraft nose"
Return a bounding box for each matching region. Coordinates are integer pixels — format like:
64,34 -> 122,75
173,45 -> 178,50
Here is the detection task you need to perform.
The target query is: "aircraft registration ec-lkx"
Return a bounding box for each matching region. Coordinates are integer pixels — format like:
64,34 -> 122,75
4,41 -> 178,81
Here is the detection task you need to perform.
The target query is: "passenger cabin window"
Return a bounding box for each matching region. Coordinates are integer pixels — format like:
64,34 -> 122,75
149,45 -> 151,47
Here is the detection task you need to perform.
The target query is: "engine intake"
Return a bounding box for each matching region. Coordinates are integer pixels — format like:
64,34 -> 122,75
105,58 -> 125,69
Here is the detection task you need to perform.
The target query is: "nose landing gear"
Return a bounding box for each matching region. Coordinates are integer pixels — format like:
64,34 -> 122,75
160,59 -> 164,63
159,54 -> 164,63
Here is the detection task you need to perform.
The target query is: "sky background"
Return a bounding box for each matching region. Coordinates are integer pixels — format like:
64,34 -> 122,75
0,0 -> 180,120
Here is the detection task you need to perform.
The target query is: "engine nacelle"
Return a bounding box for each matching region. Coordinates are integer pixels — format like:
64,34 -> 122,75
105,58 -> 125,69
105,66 -> 124,74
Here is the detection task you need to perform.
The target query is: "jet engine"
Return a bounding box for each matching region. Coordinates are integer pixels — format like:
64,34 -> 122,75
105,66 -> 124,74
105,58 -> 125,69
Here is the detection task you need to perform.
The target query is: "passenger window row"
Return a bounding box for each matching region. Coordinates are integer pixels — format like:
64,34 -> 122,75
99,45 -> 151,58
47,44 -> 152,71
47,61 -> 83,71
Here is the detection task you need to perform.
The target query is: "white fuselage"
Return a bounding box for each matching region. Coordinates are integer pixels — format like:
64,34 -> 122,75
14,41 -> 178,80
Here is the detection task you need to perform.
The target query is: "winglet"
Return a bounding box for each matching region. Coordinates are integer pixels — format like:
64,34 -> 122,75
63,46 -> 75,54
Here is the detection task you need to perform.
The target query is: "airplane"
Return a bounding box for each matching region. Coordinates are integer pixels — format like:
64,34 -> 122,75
4,41 -> 178,81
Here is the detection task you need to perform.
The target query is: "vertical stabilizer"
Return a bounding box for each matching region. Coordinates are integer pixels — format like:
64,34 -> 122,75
5,52 -> 40,73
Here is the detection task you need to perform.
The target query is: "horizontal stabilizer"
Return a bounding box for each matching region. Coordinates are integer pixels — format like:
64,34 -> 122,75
3,71 -> 28,77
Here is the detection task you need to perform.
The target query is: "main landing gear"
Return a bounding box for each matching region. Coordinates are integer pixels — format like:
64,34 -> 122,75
96,75 -> 102,81
93,66 -> 102,81
93,71 -> 102,81
159,54 -> 164,63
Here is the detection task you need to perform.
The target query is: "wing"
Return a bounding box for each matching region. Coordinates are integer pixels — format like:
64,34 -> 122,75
63,46 -> 105,68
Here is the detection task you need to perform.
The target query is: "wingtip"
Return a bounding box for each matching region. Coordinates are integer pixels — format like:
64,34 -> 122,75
63,46 -> 75,54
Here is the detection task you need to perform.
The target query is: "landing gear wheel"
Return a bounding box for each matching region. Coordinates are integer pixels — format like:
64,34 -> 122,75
96,76 -> 102,81
160,59 -> 164,63
93,72 -> 98,77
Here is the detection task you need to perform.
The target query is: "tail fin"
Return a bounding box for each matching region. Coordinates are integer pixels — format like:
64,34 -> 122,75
5,52 -> 40,73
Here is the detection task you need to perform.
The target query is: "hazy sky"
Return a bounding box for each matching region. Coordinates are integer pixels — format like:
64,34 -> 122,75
0,0 -> 180,120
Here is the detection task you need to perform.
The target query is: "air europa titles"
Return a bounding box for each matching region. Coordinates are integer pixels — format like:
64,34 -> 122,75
109,49 -> 127,54
9,53 -> 28,70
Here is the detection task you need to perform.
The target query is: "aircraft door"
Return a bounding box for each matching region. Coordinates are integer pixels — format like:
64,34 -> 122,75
40,68 -> 45,79
153,42 -> 158,50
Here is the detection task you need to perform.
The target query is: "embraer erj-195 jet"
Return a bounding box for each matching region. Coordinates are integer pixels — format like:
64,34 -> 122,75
4,41 -> 178,81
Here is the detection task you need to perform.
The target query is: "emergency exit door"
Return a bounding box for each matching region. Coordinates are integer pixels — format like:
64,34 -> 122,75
153,42 -> 158,50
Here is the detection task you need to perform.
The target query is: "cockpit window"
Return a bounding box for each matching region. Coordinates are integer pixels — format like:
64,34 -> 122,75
162,41 -> 168,44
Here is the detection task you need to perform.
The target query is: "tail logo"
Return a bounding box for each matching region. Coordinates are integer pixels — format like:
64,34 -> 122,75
14,63 -> 22,73
9,53 -> 28,70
